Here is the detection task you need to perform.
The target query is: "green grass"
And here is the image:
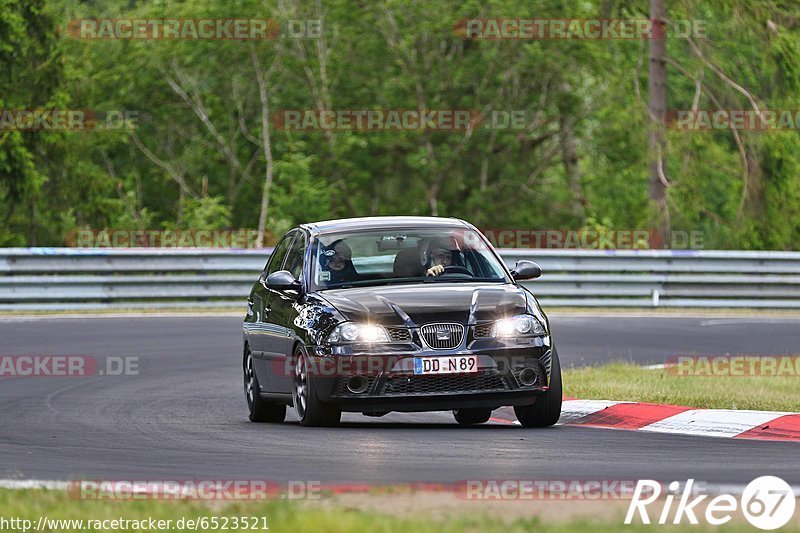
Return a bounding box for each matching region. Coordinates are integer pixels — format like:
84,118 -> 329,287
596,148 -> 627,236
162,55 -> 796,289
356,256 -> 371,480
0,489 -> 795,532
563,362 -> 800,411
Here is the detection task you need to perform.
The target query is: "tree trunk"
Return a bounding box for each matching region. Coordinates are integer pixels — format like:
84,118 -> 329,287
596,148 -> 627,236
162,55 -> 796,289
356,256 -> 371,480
648,0 -> 669,244
559,112 -> 584,223
252,51 -> 275,248
29,195 -> 36,246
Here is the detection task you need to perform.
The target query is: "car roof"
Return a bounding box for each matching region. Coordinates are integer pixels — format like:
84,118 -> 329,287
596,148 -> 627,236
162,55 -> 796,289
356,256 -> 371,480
301,216 -> 472,236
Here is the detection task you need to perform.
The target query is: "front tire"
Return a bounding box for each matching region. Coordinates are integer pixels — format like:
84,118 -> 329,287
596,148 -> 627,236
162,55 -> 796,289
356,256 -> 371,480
453,408 -> 492,425
293,349 -> 341,427
244,346 -> 286,423
514,347 -> 562,427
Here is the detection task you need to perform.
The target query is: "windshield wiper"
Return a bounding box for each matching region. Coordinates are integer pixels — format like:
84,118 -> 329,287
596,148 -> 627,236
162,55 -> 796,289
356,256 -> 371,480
423,277 -> 502,283
320,278 -> 422,290
320,277 -> 503,290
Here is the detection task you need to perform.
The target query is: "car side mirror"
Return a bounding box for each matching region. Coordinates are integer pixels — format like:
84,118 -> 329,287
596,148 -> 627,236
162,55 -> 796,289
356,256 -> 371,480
510,260 -> 542,281
264,270 -> 301,291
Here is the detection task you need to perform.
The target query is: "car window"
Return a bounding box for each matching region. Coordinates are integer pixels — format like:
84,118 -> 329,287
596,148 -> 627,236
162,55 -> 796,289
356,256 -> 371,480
310,228 -> 508,290
265,231 -> 296,275
284,232 -> 307,279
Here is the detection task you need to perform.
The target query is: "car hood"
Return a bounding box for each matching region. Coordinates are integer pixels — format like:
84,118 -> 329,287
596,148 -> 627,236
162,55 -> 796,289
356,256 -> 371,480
316,282 -> 529,326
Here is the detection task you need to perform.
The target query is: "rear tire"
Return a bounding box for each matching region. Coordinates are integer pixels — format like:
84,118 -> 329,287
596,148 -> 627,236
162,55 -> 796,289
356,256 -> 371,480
453,408 -> 492,425
244,346 -> 286,423
293,349 -> 341,427
514,347 -> 562,427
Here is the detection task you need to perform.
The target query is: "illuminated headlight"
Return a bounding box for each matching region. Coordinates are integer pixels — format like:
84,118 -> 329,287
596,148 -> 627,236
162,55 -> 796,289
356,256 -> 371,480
327,323 -> 390,343
494,315 -> 545,337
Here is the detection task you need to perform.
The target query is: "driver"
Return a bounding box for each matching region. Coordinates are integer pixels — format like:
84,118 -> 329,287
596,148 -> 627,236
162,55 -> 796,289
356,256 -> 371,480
425,237 -> 459,277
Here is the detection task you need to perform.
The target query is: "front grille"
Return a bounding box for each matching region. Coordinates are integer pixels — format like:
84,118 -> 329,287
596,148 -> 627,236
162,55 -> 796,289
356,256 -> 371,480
385,327 -> 411,342
473,323 -> 493,338
382,371 -> 508,396
420,323 -> 464,349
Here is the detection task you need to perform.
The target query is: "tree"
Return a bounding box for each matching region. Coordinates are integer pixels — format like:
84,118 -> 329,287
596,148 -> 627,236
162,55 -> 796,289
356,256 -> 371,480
648,0 -> 669,243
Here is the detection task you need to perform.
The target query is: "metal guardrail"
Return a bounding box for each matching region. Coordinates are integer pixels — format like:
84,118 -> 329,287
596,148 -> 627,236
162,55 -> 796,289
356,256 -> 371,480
1,248 -> 799,310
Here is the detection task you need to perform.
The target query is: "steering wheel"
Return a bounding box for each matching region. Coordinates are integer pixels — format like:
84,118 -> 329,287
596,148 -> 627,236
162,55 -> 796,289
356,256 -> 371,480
442,265 -> 472,276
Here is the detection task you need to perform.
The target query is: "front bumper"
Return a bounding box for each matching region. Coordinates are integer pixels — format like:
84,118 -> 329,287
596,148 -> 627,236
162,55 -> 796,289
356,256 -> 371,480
329,390 -> 542,413
310,343 -> 553,413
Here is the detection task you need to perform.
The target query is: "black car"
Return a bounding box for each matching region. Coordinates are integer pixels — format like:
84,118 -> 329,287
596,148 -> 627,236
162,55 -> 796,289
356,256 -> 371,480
242,216 -> 561,427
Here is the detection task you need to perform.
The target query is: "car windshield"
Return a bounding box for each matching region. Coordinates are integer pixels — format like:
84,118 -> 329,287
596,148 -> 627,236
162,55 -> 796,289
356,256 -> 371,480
310,228 -> 509,290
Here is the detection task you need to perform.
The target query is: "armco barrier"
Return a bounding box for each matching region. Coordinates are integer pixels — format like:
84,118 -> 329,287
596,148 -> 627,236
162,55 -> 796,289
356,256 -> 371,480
0,248 -> 799,310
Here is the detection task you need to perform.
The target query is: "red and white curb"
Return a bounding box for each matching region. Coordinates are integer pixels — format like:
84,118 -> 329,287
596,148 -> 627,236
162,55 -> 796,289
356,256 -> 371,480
493,400 -> 800,442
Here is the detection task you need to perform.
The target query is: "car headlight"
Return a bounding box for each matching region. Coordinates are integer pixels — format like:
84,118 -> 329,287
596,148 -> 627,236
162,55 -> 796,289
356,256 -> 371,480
327,322 -> 390,343
493,314 -> 545,337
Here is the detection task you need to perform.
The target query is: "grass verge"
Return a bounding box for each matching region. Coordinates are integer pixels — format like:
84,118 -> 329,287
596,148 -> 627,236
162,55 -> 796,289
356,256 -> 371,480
0,488 -> 796,532
563,361 -> 800,411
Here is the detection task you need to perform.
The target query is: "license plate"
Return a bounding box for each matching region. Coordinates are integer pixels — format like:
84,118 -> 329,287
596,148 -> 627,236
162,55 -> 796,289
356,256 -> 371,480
413,355 -> 478,375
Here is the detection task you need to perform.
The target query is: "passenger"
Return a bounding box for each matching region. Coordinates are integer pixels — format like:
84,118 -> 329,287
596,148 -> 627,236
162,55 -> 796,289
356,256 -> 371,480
320,239 -> 358,284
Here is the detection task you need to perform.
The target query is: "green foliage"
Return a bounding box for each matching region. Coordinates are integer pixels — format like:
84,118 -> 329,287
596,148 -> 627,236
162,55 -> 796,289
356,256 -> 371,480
178,196 -> 232,230
0,0 -> 799,249
272,145 -> 333,224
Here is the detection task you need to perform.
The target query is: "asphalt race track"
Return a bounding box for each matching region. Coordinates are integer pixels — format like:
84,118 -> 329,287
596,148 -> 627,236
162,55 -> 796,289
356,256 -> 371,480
1,314 -> 799,485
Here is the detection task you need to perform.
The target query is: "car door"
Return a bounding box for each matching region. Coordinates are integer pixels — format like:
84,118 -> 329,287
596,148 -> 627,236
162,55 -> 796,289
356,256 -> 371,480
268,230 -> 307,394
249,230 -> 295,392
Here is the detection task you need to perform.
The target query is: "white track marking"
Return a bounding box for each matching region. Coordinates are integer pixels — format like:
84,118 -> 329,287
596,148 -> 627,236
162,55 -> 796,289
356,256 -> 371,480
700,318 -> 800,326
639,409 -> 791,438
558,399 -> 627,424
0,479 -> 69,490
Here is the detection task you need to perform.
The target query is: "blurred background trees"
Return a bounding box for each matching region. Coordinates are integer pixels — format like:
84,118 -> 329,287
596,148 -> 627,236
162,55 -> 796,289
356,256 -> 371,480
1,0 -> 798,248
